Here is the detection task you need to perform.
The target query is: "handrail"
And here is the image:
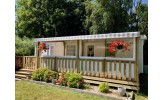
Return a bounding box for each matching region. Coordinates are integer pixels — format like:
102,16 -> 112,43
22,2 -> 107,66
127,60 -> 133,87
79,56 -> 105,60
79,56 -> 135,62
24,56 -> 37,57
57,56 -> 76,59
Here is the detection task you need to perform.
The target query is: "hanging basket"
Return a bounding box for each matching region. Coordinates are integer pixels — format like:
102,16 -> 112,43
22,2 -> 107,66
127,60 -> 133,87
38,42 -> 49,52
108,40 -> 130,57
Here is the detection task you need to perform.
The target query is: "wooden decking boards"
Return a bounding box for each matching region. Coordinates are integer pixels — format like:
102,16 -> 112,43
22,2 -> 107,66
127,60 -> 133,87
83,76 -> 139,91
15,69 -> 33,79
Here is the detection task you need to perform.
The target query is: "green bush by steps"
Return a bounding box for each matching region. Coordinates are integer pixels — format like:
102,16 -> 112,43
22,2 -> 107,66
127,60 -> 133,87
98,82 -> 109,93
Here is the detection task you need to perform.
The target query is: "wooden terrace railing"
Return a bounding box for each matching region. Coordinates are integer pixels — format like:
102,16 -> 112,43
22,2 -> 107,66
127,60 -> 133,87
15,56 -> 139,90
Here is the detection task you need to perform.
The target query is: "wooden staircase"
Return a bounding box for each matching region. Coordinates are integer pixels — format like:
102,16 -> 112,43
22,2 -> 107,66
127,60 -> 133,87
15,69 -> 33,79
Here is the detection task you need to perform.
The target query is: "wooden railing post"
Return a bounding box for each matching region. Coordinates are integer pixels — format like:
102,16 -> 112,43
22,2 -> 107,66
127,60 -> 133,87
54,57 -> 57,71
75,40 -> 79,73
136,37 -> 140,91
23,56 -> 25,69
36,42 -> 39,69
102,59 -> 106,78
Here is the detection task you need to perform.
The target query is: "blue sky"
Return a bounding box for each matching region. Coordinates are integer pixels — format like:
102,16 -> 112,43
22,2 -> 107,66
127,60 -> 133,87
134,0 -> 148,4
142,0 -> 148,4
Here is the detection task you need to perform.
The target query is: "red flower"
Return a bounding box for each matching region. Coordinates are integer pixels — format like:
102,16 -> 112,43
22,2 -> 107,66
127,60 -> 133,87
108,39 -> 130,54
38,42 -> 48,52
61,76 -> 64,79
109,47 -> 116,53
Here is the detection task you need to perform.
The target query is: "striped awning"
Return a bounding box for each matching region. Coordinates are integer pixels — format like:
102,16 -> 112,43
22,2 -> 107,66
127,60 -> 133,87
34,32 -> 140,42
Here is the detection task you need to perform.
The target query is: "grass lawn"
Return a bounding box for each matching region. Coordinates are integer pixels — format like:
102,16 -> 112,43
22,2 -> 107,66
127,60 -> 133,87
135,93 -> 148,100
16,80 -> 148,100
16,81 -> 108,100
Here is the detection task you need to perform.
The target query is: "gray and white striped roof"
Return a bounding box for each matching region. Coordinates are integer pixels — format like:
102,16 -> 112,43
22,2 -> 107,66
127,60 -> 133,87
34,32 -> 140,42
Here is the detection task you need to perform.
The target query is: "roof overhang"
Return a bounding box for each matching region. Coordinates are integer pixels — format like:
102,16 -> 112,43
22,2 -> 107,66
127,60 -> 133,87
34,32 -> 140,42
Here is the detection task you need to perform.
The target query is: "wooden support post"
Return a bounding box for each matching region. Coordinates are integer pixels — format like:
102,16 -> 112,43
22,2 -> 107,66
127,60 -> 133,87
103,39 -> 107,78
36,42 -> 39,70
136,37 -> 140,92
102,59 -> 106,78
63,41 -> 66,56
54,57 -> 57,72
22,56 -> 24,69
75,40 -> 80,73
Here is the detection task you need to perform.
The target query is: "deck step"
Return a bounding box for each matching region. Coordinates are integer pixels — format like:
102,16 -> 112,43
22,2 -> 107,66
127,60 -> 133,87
15,71 -> 32,75
15,74 -> 27,79
84,79 -> 138,90
15,78 -> 22,81
19,69 -> 34,72
15,69 -> 33,79
83,76 -> 139,86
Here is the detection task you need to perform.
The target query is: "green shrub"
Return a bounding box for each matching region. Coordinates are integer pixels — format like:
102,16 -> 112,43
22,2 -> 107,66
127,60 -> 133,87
15,36 -> 34,56
84,83 -> 91,89
67,72 -> 84,89
56,72 -> 67,86
31,68 -> 57,81
55,72 -> 84,88
98,82 -> 109,93
44,69 -> 56,82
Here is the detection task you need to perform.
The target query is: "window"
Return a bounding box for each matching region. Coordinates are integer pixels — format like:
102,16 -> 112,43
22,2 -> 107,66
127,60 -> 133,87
46,45 -> 54,56
66,45 -> 76,56
50,46 -> 54,55
47,45 -> 49,55
87,45 -> 94,57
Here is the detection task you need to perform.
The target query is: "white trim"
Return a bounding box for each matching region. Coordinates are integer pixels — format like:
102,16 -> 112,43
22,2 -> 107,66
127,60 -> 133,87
34,32 -> 140,42
140,35 -> 147,40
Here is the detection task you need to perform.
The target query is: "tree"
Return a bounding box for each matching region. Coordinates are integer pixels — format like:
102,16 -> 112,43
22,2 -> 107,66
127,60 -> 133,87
129,1 -> 148,36
15,36 -> 34,56
56,0 -> 86,36
84,0 -> 133,34
136,1 -> 148,36
16,0 -> 86,38
16,0 -> 67,38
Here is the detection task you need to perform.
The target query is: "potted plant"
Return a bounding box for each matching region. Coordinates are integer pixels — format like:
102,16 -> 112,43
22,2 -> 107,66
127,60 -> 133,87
38,42 -> 49,52
117,84 -> 126,96
107,39 -> 130,57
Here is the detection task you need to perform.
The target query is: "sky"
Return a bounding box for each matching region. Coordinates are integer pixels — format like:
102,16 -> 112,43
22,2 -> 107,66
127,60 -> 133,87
134,0 -> 148,4
142,0 -> 148,4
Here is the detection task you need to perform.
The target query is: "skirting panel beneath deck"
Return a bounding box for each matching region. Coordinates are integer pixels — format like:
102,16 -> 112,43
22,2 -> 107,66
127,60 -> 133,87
83,76 -> 139,91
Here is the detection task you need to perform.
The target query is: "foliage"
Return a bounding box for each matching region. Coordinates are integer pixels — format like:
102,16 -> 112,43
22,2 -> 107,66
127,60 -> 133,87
44,69 -> 56,82
66,72 -> 84,88
56,71 -> 84,88
98,82 -> 109,93
56,72 -> 67,86
16,0 -> 147,38
15,35 -> 34,56
16,0 -> 86,38
31,68 -> 57,81
136,2 -> 148,36
84,0 -> 133,34
83,83 -> 91,89
129,1 -> 148,36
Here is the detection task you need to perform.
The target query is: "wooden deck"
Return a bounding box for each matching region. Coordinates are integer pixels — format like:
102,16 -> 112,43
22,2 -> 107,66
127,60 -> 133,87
15,56 -> 139,91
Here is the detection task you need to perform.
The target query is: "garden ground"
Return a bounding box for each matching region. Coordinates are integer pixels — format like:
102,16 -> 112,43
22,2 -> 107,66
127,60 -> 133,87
15,81 -> 147,100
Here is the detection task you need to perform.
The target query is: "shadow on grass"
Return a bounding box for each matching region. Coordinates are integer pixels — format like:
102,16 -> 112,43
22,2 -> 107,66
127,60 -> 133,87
139,73 -> 148,96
